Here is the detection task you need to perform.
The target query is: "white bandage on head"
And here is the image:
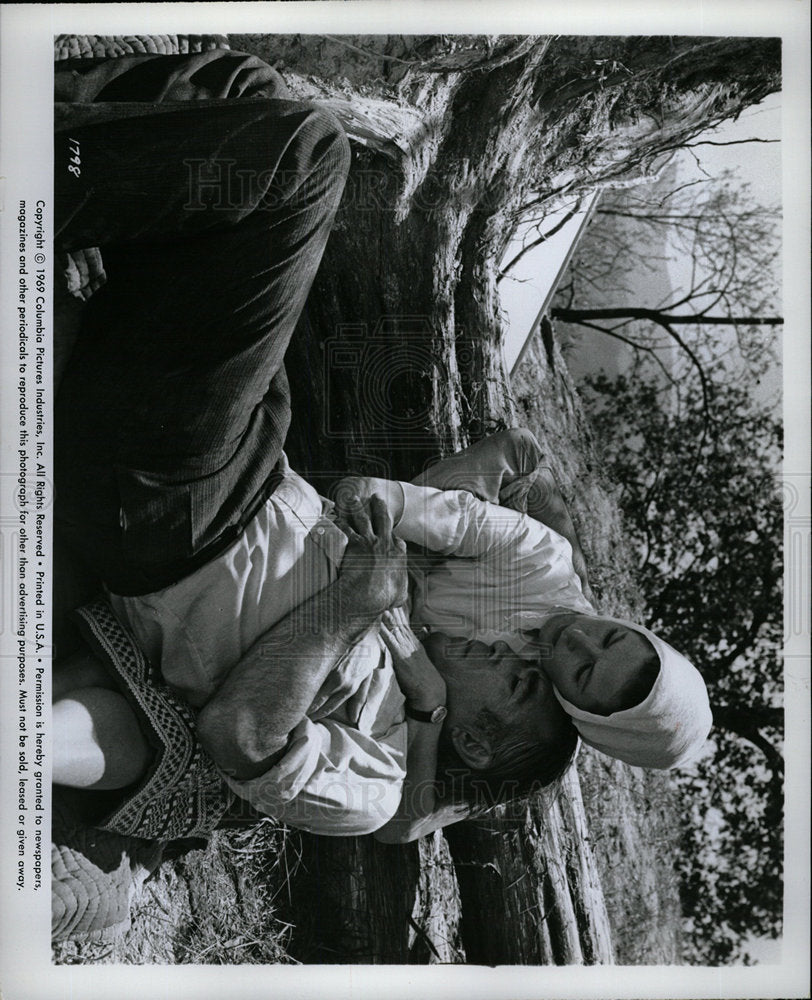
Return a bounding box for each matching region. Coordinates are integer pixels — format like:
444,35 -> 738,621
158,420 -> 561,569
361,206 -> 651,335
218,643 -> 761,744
553,617 -> 713,769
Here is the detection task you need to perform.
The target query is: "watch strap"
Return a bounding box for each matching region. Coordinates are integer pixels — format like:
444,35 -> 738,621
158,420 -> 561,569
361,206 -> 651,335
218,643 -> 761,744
405,703 -> 447,724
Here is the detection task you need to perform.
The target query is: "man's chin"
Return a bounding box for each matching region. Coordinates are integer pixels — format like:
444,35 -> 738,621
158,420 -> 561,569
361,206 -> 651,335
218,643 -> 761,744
422,631 -> 465,658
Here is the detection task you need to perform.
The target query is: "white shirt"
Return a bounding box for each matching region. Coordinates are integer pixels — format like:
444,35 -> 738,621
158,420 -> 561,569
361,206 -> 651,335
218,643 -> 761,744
108,450 -> 579,832
402,429 -> 711,768
110,456 -> 408,836
394,481 -> 592,652
109,426 -> 706,836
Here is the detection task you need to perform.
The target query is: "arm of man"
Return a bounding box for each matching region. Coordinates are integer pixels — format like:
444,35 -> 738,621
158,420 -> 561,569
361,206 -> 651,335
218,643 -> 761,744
197,496 -> 407,781
411,427 -> 540,502
331,428 -> 538,524
373,607 -> 469,843
522,466 -> 593,604
330,428 -> 542,528
414,428 -> 593,599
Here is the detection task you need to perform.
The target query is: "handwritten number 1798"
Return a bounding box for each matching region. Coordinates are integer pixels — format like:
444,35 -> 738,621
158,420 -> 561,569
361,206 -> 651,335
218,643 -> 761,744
67,138 -> 81,177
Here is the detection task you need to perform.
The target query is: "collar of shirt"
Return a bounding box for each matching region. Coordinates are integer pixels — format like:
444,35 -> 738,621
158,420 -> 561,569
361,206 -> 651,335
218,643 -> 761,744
272,477 -> 347,570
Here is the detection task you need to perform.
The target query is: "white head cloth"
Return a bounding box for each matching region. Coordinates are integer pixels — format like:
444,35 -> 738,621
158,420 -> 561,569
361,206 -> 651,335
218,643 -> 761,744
552,616 -> 713,769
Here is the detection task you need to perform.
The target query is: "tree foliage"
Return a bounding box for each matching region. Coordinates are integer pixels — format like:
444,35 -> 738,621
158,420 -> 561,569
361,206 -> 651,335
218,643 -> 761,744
583,365 -> 783,963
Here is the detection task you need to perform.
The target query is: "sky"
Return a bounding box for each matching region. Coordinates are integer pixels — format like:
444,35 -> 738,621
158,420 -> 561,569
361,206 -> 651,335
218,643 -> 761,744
499,197 -> 597,373
665,93 -> 783,410
500,93 -> 783,407
680,92 -> 781,205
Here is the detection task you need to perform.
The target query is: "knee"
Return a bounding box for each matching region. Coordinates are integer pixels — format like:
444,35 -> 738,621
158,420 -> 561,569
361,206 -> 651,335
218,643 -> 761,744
507,426 -> 542,453
305,105 -> 349,150
54,687 -> 152,790
493,427 -> 543,471
286,104 -> 351,184
306,106 -> 351,184
53,648 -> 115,701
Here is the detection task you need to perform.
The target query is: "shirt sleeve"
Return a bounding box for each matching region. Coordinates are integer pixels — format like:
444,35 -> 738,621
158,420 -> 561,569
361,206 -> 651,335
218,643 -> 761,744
221,715 -> 408,836
409,428 -> 543,504
395,480 -> 551,559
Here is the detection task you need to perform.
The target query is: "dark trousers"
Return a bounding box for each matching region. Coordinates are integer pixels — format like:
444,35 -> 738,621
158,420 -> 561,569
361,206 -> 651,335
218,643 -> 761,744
55,99 -> 350,594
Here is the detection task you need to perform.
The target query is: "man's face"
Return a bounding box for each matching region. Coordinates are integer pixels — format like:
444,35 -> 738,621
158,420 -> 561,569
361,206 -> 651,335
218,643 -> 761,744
421,633 -> 564,745
538,613 -> 660,716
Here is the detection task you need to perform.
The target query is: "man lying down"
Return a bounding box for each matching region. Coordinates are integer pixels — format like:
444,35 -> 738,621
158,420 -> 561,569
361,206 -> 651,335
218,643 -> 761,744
53,54 -> 712,844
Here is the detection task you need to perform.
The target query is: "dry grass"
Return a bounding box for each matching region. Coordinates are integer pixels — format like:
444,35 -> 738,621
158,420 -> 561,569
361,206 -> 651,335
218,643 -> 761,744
578,751 -> 684,964
168,822 -> 297,965
509,332 -> 647,621
53,821 -> 298,965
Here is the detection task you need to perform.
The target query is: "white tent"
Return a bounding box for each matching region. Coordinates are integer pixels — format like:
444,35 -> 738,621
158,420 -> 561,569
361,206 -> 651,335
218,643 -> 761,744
500,192 -> 600,375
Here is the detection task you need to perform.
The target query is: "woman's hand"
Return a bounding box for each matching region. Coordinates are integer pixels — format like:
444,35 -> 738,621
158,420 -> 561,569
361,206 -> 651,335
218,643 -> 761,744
379,605 -> 446,712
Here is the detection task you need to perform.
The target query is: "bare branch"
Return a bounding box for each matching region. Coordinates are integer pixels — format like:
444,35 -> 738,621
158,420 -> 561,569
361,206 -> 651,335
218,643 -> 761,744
553,307 -> 783,327
684,137 -> 780,149
319,34 -> 545,74
497,203 -> 582,282
562,318 -> 678,386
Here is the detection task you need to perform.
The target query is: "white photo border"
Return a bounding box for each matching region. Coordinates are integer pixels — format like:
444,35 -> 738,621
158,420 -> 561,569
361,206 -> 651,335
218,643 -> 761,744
0,3 -> 808,998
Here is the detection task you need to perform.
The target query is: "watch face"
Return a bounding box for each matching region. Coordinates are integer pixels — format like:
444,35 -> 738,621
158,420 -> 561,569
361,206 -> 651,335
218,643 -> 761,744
430,706 -> 448,724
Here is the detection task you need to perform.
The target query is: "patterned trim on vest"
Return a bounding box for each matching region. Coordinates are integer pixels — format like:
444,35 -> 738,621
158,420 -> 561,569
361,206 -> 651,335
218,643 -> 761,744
73,597 -> 235,840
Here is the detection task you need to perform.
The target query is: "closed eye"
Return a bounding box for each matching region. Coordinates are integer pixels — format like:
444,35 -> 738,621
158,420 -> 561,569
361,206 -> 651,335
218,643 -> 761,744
511,670 -> 541,703
574,659 -> 594,686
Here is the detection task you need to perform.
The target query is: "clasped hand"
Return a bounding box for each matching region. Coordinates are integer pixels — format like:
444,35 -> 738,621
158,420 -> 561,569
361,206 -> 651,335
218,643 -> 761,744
379,604 -> 446,713
337,494 -> 408,616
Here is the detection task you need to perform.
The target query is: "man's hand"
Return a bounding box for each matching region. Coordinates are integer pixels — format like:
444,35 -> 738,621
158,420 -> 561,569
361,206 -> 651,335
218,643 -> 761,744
334,476 -> 405,526
198,493 -> 405,780
337,495 -> 408,616
522,467 -> 595,605
380,606 -> 446,712
374,608 -> 467,845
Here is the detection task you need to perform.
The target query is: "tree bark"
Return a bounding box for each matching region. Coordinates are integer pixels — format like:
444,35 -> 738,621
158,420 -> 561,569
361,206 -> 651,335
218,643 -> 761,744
237,33 -> 781,462
445,770 -> 614,964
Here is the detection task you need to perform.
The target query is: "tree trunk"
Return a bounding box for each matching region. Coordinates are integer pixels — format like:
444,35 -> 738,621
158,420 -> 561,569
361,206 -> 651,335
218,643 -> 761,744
278,829 -> 464,964
229,33 -> 781,965
236,32 -> 781,466
445,770 -> 614,964
712,703 -> 784,775
552,307 -> 784,327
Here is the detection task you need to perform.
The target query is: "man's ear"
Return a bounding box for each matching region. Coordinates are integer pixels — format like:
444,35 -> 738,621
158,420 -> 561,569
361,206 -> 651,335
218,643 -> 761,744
450,725 -> 493,771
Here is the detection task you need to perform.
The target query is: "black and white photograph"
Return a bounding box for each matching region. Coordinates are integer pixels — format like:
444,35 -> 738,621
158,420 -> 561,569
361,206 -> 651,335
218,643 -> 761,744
0,5 -> 809,999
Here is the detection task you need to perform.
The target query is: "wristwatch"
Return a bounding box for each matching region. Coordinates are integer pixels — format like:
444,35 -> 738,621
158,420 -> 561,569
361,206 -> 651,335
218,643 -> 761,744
405,703 -> 448,724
